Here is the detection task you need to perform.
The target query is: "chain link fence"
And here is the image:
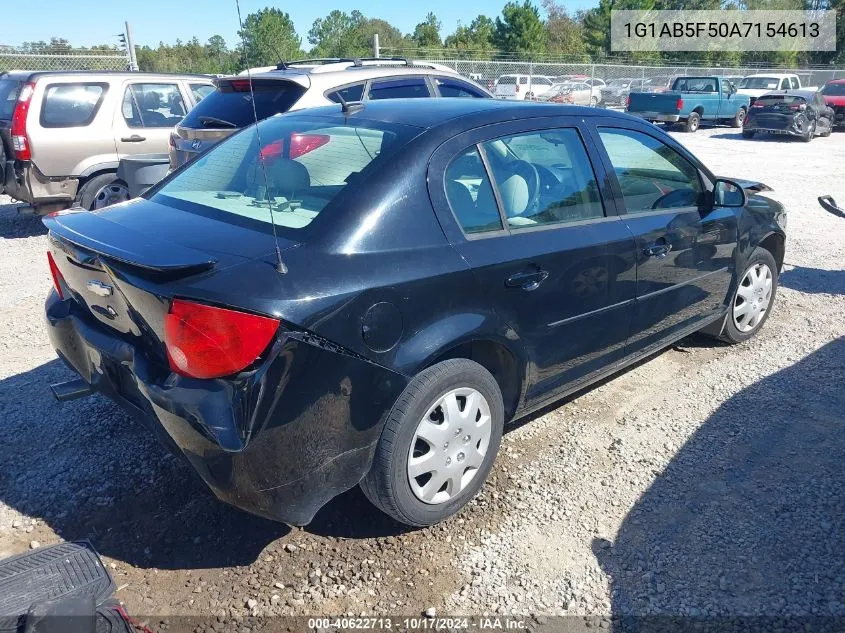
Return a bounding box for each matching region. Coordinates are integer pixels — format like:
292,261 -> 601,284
0,47 -> 131,72
382,48 -> 844,107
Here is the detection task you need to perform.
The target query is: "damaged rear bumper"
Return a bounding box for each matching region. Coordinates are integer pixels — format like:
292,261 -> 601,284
44,292 -> 409,525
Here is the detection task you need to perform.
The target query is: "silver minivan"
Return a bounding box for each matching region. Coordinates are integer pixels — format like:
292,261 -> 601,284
0,71 -> 214,212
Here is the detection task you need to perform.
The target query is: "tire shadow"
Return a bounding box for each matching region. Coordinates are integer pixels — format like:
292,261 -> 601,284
594,337 -> 845,621
780,265 -> 845,296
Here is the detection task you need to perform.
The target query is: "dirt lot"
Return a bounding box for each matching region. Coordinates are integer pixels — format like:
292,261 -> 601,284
1,126 -> 844,625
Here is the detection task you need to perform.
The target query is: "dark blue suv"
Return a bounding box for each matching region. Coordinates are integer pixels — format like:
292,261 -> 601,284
43,99 -> 786,527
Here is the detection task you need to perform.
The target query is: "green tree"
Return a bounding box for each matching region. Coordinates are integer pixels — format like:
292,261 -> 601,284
543,0 -> 586,56
357,18 -> 409,54
581,0 -> 612,57
445,15 -> 496,54
308,10 -> 368,57
238,7 -> 303,66
493,0 -> 546,56
412,12 -> 443,48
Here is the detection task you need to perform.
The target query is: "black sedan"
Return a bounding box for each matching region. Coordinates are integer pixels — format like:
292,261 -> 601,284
743,89 -> 834,141
42,99 -> 787,527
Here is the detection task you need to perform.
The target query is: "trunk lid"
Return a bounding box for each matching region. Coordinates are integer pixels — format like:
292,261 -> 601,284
627,91 -> 681,113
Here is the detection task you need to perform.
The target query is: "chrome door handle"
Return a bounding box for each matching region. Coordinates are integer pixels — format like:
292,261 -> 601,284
644,242 -> 672,259
505,269 -> 549,291
121,135 -> 146,142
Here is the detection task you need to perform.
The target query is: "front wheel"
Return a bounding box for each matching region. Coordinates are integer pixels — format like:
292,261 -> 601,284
720,248 -> 778,344
360,359 -> 504,527
684,112 -> 701,133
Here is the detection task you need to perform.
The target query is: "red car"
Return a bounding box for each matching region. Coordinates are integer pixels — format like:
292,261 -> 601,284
821,79 -> 845,128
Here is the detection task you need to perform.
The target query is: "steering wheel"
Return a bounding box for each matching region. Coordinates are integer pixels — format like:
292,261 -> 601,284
506,160 -> 541,214
651,187 -> 698,210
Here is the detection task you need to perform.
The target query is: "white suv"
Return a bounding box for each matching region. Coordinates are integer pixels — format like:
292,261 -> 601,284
493,74 -> 555,101
170,57 -> 492,168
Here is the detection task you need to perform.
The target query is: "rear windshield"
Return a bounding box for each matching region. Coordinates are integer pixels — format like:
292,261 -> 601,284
153,116 -> 419,232
822,83 -> 845,96
671,77 -> 718,92
739,77 -> 780,89
180,79 -> 306,130
0,79 -> 22,120
755,95 -> 806,106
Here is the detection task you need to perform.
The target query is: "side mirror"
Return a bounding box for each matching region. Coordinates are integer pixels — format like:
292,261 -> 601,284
730,83 -> 737,94
713,179 -> 746,208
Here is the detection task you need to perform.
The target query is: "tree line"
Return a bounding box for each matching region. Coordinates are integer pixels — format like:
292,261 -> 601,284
8,1 -> 845,75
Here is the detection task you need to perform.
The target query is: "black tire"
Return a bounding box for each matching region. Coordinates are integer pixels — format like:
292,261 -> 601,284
360,359 -> 504,527
742,129 -> 755,139
801,121 -> 815,143
683,111 -> 701,133
732,107 -> 747,128
76,173 -> 129,210
719,248 -> 779,344
821,123 -> 832,137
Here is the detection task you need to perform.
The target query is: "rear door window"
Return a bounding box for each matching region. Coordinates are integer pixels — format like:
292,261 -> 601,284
40,83 -> 107,128
190,83 -> 215,103
180,79 -> 306,129
434,77 -> 487,99
790,77 -> 800,89
444,147 -> 502,234
327,83 -> 366,103
367,77 -> 431,100
0,79 -> 22,120
123,83 -> 186,128
481,128 -> 604,229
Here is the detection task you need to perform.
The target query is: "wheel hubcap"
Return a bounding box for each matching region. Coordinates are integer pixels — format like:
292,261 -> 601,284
733,262 -> 773,333
92,183 -> 130,210
407,387 -> 492,505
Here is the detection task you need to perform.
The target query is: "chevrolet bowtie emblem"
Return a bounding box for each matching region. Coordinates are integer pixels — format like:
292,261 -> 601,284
87,280 -> 113,297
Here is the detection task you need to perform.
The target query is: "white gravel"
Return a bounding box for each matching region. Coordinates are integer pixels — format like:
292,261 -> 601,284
0,125 -> 843,620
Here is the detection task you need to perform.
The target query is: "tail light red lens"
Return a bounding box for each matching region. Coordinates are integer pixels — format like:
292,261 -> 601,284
751,102 -> 764,108
289,133 -> 329,158
11,82 -> 36,161
259,140 -> 284,161
789,103 -> 807,111
47,251 -> 65,300
164,299 -> 279,379
676,97 -> 684,111
626,95 -> 631,109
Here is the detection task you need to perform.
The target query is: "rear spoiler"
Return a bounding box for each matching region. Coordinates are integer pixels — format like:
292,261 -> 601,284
43,208 -> 217,273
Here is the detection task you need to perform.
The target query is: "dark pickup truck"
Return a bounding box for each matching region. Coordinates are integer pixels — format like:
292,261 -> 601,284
626,76 -> 750,132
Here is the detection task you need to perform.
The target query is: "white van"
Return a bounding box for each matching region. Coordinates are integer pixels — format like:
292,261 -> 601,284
494,74 -> 554,100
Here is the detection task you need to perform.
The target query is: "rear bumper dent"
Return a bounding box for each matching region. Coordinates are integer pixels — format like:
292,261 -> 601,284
45,292 -> 408,525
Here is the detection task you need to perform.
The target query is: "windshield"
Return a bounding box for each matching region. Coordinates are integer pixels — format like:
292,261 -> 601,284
822,83 -> 845,96
180,79 -> 306,130
153,115 -> 419,231
0,79 -> 22,120
755,95 -> 806,107
739,77 -> 780,90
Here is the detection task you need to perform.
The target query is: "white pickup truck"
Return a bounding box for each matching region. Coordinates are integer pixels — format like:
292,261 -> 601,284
737,73 -> 817,104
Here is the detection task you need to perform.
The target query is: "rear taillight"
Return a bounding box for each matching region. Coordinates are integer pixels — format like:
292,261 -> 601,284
676,97 -> 684,111
228,79 -> 252,92
789,103 -> 807,111
626,95 -> 631,109
11,82 -> 36,161
164,299 -> 279,379
289,133 -> 329,158
168,131 -> 178,170
47,251 -> 65,300
751,102 -> 764,108
259,140 -> 284,161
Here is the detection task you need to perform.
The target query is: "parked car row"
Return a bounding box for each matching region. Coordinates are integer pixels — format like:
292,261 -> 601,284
624,73 -> 840,141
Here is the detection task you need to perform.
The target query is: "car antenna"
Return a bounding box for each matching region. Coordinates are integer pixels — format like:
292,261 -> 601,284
334,90 -> 365,116
235,0 -> 287,274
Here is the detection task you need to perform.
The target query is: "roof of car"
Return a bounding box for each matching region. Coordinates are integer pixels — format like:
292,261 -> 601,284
283,97 -> 631,130
743,73 -> 799,79
761,89 -> 819,99
1,70 -> 211,81
825,78 -> 845,85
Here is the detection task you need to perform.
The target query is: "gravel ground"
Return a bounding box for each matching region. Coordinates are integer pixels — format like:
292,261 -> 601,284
0,126 -> 843,625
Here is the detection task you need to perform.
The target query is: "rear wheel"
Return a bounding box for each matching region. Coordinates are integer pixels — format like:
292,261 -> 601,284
720,248 -> 778,344
77,174 -> 130,210
684,112 -> 701,133
589,96 -> 598,107
742,129 -> 755,139
360,359 -> 504,527
732,107 -> 746,128
801,121 -> 815,143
